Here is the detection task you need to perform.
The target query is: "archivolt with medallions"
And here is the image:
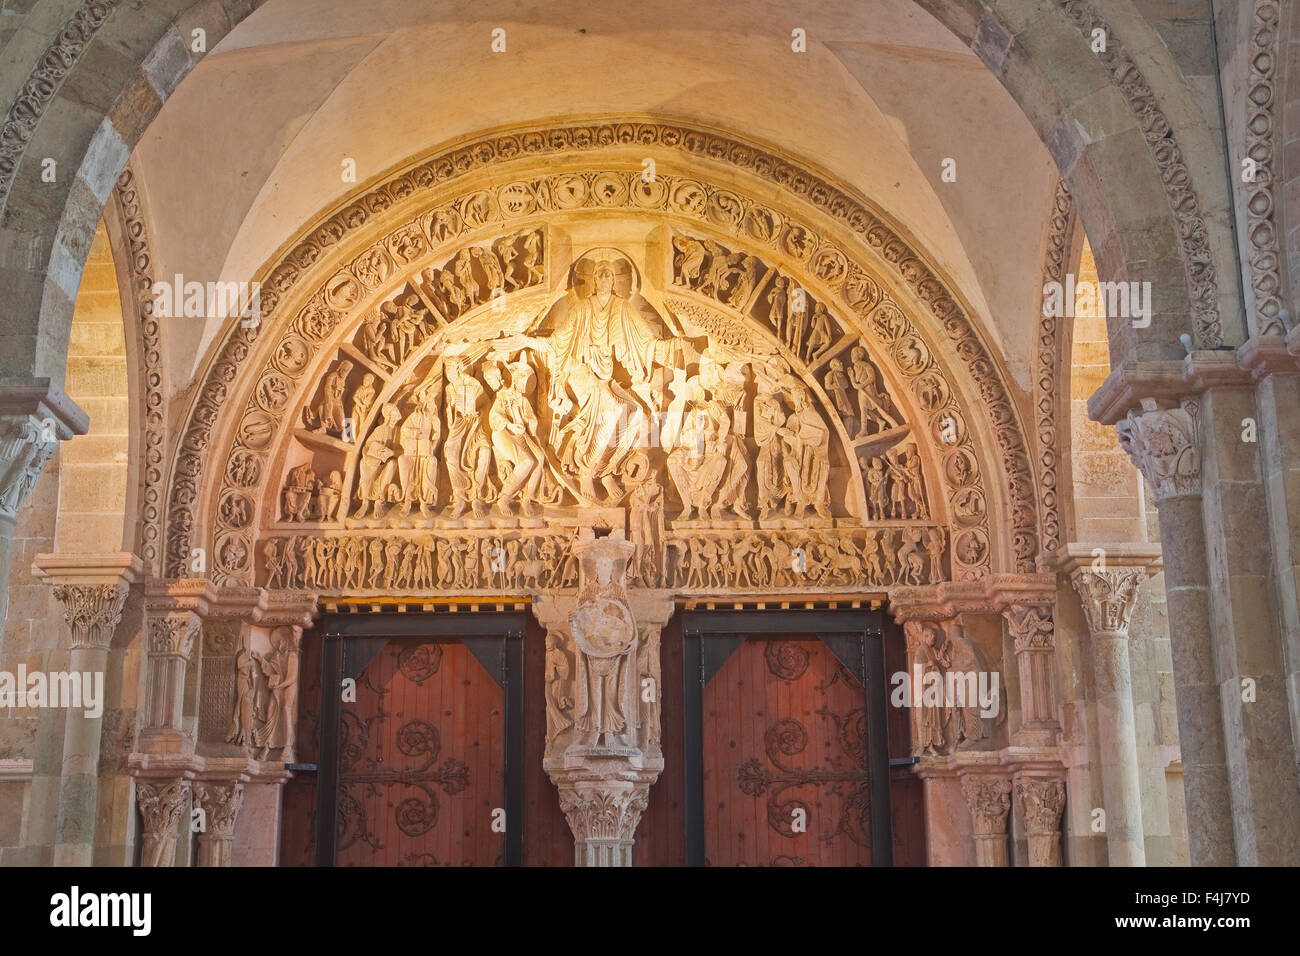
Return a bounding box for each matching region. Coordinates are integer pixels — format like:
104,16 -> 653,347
165,121 -> 1036,594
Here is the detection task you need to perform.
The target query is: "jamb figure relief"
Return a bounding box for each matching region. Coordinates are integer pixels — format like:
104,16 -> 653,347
545,633 -> 574,745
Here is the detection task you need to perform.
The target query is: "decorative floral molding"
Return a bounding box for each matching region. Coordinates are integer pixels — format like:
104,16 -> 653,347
1035,180 -> 1072,562
112,167 -> 167,575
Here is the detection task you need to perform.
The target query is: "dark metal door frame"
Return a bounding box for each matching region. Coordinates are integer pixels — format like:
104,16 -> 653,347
315,611 -> 526,866
681,609 -> 892,867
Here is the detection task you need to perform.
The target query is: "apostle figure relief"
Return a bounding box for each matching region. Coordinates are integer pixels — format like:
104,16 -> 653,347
263,234 -> 955,594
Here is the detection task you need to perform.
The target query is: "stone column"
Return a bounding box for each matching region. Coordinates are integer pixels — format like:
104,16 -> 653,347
960,774 -> 1011,866
139,611 -> 200,754
32,553 -> 141,866
1245,336 -> 1300,797
1004,605 -> 1059,746
536,530 -> 669,867
135,777 -> 191,867
1066,558 -> 1151,866
0,379 -> 88,633
193,780 -> 245,867
1015,775 -> 1066,866
1117,396 -> 1278,864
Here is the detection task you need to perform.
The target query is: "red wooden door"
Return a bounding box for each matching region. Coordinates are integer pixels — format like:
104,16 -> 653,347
335,640 -> 504,866
702,638 -> 873,866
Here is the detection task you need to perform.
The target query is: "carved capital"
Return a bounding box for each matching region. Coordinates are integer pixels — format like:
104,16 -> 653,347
1016,777 -> 1066,834
1115,402 -> 1200,500
1005,605 -> 1053,652
193,781 -> 244,840
557,783 -> 650,866
961,774 -> 1012,835
148,611 -> 200,660
50,583 -> 129,651
1070,567 -> 1146,637
0,414 -> 58,519
136,778 -> 191,867
1015,777 -> 1065,867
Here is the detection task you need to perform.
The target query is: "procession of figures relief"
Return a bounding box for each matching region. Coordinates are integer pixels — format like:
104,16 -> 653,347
198,169 -> 995,591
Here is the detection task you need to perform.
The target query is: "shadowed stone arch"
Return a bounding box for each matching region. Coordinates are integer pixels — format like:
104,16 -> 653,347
0,0 -> 1235,406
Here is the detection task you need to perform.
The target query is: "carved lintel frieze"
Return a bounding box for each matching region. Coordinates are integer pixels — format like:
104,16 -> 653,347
1115,401 -> 1200,501
50,583 -> 129,652
1069,567 -> 1146,638
193,781 -> 245,867
1015,776 -> 1065,867
136,778 -> 191,867
961,774 -> 1011,867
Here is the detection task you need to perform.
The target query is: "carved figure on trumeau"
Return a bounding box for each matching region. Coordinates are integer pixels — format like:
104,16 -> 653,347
251,626 -> 299,761
545,633 -> 574,745
565,538 -> 639,751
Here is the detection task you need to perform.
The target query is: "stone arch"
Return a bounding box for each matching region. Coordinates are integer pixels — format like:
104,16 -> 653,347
0,0 -> 1237,409
160,122 -> 1036,589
